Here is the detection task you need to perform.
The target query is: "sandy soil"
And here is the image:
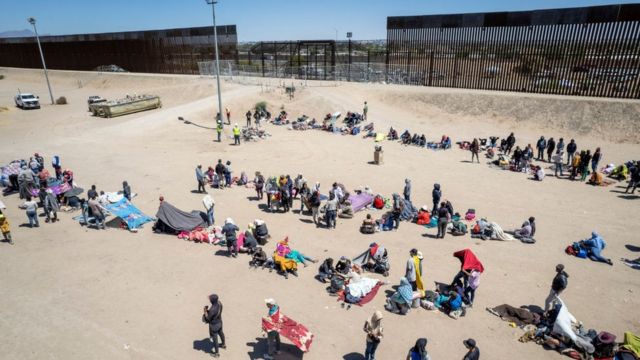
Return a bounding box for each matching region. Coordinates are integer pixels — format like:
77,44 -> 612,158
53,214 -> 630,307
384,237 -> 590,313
0,67 -> 639,360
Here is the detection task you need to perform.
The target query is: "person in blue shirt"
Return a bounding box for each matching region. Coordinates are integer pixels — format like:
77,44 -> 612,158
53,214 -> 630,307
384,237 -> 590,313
581,231 -> 613,265
406,338 -> 431,360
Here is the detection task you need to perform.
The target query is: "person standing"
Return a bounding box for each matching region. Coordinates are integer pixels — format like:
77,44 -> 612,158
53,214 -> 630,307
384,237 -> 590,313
23,196 -> 39,228
553,151 -> 564,177
254,172 -> 265,200
196,165 -> 206,193
556,137 -> 565,155
470,138 -> 480,163
224,161 -> 232,188
0,211 -> 13,245
232,124 -> 241,145
225,107 -> 231,125
464,270 -> 481,307
222,218 -> 239,257
406,338 -> 431,360
263,299 -> 281,360
391,193 -> 404,230
216,120 -> 223,142
566,139 -> 577,165
310,183 -> 322,226
463,339 -> 480,360
363,101 -> 368,120
215,160 -> 226,188
536,136 -> 547,161
436,202 -> 450,238
363,311 -> 383,360
580,150 -> 592,181
591,147 -> 602,173
544,264 -> 568,312
403,178 -> 412,201
546,137 -> 556,162
626,165 -> 640,194
505,132 -> 516,155
325,193 -> 338,229
43,189 -> 59,223
431,184 -> 441,213
203,195 -> 215,226
245,110 -> 252,127
203,294 -> 226,358
405,249 -> 423,291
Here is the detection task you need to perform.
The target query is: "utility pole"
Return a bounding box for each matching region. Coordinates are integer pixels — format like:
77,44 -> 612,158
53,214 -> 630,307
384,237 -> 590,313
205,0 -> 223,126
347,32 -> 353,82
28,17 -> 54,105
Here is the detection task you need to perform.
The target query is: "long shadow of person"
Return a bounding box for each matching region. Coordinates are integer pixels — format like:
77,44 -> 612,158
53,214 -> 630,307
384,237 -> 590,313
193,337 -> 214,355
246,337 -> 303,359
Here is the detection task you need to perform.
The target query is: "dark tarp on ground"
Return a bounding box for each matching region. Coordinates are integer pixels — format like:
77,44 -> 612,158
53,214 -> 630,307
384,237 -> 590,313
489,304 -> 541,326
154,201 -> 206,233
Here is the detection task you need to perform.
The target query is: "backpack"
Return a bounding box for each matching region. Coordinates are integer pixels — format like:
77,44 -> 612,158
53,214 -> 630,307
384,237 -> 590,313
472,223 -> 481,234
329,275 -> 344,294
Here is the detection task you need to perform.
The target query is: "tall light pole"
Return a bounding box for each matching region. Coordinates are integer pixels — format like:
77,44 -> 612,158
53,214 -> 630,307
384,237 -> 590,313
205,0 -> 223,125
28,17 -> 54,105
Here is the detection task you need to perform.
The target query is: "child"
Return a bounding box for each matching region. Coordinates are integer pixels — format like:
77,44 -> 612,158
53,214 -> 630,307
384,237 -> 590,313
0,211 -> 13,245
464,270 -> 481,307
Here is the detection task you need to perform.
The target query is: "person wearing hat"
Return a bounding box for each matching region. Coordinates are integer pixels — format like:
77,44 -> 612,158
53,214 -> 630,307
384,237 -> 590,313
232,124 -> 241,145
363,310 -> 383,360
222,218 -> 239,257
216,120 -> 223,142
545,264 -> 569,312
263,299 -> 281,359
463,338 -> 480,360
202,294 -> 226,358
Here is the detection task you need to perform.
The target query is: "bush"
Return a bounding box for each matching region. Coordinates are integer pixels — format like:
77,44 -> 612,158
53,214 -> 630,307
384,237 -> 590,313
254,101 -> 267,112
55,96 -> 68,105
0,74 -> 4,80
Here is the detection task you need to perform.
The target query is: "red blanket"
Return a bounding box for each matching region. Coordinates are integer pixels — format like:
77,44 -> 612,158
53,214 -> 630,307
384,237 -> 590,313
261,309 -> 313,352
453,249 -> 485,273
338,282 -> 383,306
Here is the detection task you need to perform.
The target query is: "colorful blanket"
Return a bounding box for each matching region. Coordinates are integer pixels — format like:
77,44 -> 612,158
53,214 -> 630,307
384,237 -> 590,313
29,182 -> 71,197
261,309 -> 314,352
103,198 -> 154,230
349,193 -> 374,212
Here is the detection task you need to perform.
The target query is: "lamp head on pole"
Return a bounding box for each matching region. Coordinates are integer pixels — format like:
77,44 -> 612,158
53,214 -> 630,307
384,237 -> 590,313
27,17 -> 36,26
205,0 -> 217,4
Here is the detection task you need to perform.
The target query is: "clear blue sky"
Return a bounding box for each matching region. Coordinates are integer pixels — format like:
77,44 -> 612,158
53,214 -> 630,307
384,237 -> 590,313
2,0 -> 637,41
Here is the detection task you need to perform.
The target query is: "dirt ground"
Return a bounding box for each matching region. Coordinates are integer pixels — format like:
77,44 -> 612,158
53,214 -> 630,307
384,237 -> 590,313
0,67 -> 639,360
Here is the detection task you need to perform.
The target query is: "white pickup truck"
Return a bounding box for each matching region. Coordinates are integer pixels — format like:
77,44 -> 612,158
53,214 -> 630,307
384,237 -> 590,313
14,93 -> 41,109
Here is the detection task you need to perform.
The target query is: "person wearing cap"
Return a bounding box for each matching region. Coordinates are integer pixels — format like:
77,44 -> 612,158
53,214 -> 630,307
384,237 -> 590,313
263,299 -> 281,359
363,310 -> 383,360
406,338 -> 431,360
216,120 -> 223,142
202,294 -> 226,357
222,218 -> 239,257
232,124 -> 241,145
545,264 -> 569,312
463,338 -> 480,360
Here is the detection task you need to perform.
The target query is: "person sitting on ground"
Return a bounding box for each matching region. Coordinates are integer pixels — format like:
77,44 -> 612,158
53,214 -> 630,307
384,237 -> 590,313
513,217 -> 536,243
534,166 -> 545,181
360,214 -> 377,234
437,290 -> 464,319
276,237 -> 318,267
441,135 -> 452,149
450,215 -> 468,236
579,232 -> 613,265
249,247 -> 267,268
385,277 -> 415,315
272,249 -> 298,279
401,130 -> 412,145
317,258 -> 335,283
416,206 -> 431,225
339,200 -> 354,218
388,127 -> 398,140
335,256 -> 351,275
253,219 -> 269,245
239,223 -> 258,254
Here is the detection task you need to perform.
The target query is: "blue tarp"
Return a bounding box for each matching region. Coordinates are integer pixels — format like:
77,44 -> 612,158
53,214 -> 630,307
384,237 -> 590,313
103,198 -> 154,230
